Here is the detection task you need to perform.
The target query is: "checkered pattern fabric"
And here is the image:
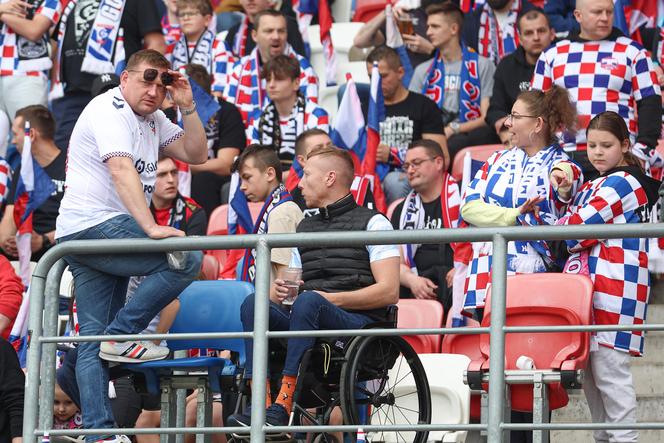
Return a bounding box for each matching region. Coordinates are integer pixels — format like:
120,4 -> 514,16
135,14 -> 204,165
211,37 -> 236,94
461,146 -> 583,315
0,0 -> 61,78
563,171 -> 650,356
531,36 -> 661,159
223,45 -> 319,128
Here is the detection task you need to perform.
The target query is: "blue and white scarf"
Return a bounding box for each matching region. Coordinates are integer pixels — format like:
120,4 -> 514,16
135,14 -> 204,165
171,29 -> 216,72
240,184 -> 293,283
50,0 -> 126,99
422,45 -> 482,122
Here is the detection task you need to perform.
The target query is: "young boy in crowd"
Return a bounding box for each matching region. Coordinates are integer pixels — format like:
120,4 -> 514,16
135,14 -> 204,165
247,55 -> 329,173
168,0 -> 234,90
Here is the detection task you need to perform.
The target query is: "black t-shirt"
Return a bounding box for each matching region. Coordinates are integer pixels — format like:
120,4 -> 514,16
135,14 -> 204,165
9,151 -> 66,235
390,195 -> 454,306
382,92 -> 443,150
224,15 -> 306,58
58,0 -> 162,93
191,98 -> 247,217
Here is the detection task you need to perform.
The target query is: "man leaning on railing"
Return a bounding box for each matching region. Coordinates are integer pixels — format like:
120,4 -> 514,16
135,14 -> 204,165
53,49 -> 206,443
227,146 -> 401,430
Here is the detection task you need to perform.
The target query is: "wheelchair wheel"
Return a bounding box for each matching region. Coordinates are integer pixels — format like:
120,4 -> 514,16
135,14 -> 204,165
339,335 -> 431,443
312,433 -> 340,443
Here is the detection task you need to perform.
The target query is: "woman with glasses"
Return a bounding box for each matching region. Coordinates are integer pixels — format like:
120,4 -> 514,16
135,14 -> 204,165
460,85 -> 583,319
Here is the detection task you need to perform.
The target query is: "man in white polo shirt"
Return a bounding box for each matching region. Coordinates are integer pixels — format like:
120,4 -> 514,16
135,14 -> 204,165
55,49 -> 207,443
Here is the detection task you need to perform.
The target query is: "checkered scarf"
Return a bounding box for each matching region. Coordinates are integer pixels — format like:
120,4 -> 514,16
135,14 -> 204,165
477,0 -> 520,64
422,46 -> 482,122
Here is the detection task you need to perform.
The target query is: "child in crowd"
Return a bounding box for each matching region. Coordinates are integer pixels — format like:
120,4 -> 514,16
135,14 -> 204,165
53,383 -> 82,431
551,111 -> 660,443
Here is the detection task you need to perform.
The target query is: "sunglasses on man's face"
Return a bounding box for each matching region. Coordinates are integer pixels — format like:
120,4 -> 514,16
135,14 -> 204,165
128,68 -> 174,86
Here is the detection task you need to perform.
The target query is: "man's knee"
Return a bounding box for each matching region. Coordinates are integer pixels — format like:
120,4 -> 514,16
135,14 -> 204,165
382,171 -> 410,204
290,291 -> 326,317
183,250 -> 203,278
240,293 -> 256,327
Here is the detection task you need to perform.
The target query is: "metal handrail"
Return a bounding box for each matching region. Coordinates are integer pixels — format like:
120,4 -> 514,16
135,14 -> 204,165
22,223 -> 664,443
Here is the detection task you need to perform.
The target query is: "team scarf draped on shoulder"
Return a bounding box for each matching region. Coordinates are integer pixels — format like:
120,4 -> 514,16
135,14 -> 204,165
477,0 -> 520,64
151,193 -> 201,232
232,15 -> 250,57
171,29 -> 216,71
50,0 -> 126,100
255,93 -> 306,151
240,184 -> 293,282
421,45 -> 482,122
398,173 -> 460,273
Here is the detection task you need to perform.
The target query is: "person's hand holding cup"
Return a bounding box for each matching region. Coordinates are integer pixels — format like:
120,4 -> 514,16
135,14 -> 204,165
280,267 -> 303,307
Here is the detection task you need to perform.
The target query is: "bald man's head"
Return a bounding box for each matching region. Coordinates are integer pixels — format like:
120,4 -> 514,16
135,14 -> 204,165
574,0 -> 613,40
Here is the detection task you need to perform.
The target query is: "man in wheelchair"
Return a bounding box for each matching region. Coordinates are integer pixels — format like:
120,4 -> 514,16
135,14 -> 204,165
227,146 -> 401,429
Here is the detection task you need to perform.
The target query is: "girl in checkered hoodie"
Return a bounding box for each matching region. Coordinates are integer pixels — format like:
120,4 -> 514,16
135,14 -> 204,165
551,111 -> 660,443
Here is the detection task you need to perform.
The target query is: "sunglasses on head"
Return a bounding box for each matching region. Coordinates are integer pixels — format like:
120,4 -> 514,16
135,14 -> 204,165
129,68 -> 174,86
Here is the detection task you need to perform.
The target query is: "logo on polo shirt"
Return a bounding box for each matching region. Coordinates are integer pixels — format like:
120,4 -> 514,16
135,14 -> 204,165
600,57 -> 619,71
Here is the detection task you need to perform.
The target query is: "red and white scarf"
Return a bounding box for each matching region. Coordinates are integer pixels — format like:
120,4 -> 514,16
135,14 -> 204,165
477,0 -> 520,64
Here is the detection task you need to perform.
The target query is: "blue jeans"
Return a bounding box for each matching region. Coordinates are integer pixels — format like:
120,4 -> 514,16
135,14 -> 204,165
240,291 -> 373,378
58,214 -> 202,441
51,92 -> 92,151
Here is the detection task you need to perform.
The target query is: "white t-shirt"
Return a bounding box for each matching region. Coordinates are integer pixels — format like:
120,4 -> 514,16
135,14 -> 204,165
56,87 -> 184,238
289,214 -> 400,267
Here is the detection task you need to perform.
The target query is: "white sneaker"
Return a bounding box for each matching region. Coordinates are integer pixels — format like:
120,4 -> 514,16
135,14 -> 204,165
99,340 -> 169,363
93,436 -> 132,443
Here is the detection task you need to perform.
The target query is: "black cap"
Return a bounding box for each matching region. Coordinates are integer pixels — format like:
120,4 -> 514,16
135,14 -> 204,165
91,73 -> 121,98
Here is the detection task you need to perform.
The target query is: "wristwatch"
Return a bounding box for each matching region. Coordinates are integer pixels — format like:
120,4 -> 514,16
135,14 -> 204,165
180,101 -> 197,116
450,121 -> 461,135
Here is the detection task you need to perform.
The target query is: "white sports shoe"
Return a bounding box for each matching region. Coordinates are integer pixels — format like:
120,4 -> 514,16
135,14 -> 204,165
99,340 -> 169,363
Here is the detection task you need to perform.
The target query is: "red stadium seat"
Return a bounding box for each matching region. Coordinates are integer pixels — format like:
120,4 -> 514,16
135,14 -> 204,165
352,0 -> 387,22
471,274 -> 593,412
201,255 -> 220,280
450,144 -> 502,182
385,197 -> 404,220
397,299 -> 444,353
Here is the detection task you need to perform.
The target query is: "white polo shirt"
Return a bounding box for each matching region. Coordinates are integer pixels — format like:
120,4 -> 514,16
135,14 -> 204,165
56,87 -> 184,238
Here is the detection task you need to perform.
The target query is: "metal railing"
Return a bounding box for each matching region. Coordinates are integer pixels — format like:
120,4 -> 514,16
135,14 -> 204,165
22,223 -> 664,443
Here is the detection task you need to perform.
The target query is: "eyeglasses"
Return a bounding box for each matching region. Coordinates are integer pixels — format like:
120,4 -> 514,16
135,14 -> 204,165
177,11 -> 203,18
402,157 -> 437,171
507,112 -> 539,121
128,69 -> 174,87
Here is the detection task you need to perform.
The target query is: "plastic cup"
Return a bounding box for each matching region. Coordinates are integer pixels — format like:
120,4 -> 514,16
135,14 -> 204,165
397,14 -> 414,36
281,267 -> 302,306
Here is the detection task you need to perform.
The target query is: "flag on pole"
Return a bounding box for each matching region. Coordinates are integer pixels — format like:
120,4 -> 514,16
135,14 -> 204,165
614,0 -> 658,39
10,122 -> 55,366
13,122 -> 55,286
385,4 -> 413,87
330,73 -> 368,164
361,63 -> 387,213
295,0 -> 338,86
221,172 -> 254,279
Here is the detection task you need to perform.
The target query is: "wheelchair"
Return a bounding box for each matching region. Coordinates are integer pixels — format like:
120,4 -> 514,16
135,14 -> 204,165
228,305 -> 432,443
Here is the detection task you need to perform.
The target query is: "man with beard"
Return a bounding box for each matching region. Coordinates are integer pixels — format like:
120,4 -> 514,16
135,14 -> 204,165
486,9 -> 556,137
50,0 -> 166,150
462,0 -> 536,65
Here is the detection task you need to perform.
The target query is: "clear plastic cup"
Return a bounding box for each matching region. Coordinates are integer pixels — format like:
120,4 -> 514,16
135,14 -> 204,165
281,267 -> 302,306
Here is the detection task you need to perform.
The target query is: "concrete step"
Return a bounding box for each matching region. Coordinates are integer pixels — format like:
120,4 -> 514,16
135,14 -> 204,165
551,394 -> 664,443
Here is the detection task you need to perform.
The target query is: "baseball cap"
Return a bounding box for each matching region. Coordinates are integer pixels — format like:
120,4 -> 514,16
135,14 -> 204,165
91,73 -> 121,98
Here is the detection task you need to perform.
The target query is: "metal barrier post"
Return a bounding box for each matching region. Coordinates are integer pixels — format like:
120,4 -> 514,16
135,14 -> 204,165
23,271 -> 48,443
487,234 -> 508,443
250,238 -> 271,443
39,260 -> 67,431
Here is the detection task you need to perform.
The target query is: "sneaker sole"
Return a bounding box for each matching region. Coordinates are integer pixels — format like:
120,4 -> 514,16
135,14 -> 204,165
98,351 -> 168,363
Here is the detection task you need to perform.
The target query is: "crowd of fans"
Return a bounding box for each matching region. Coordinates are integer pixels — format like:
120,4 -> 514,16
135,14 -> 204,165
1,0 -> 664,442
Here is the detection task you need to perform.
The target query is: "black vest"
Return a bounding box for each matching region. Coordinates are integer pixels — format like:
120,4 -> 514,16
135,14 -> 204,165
297,194 -> 387,320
